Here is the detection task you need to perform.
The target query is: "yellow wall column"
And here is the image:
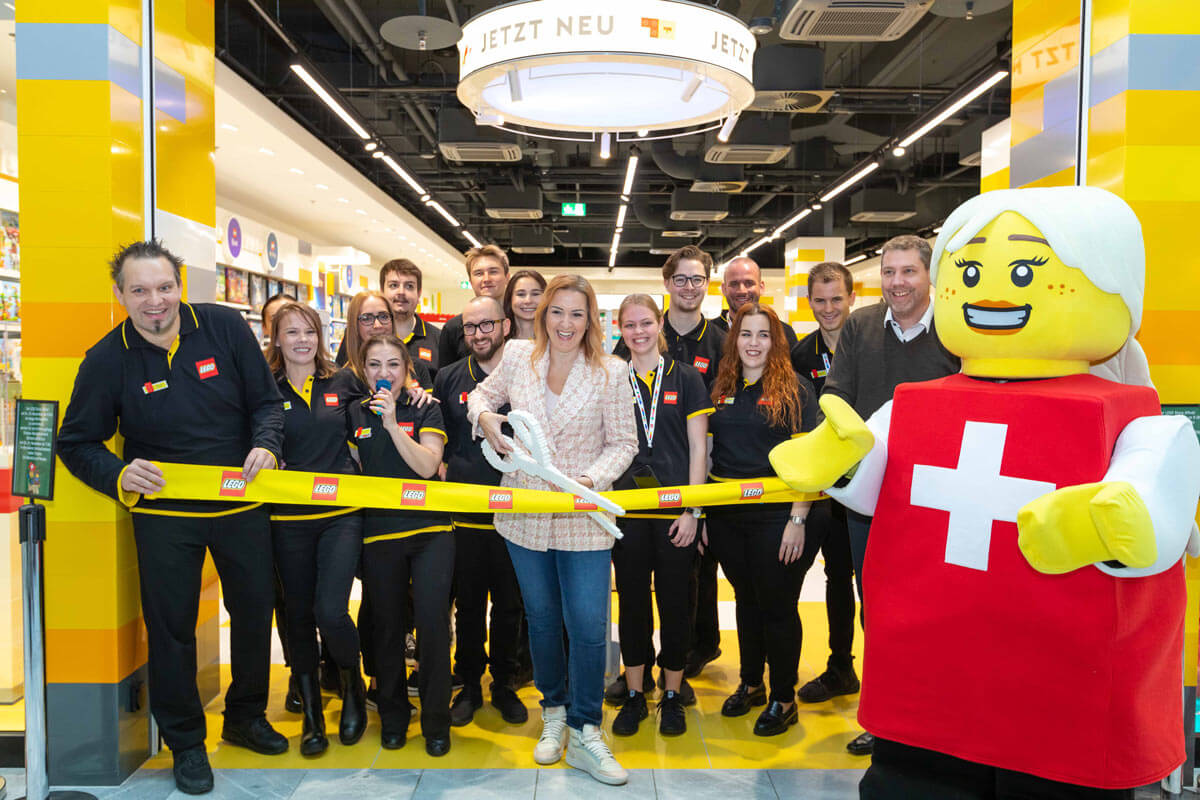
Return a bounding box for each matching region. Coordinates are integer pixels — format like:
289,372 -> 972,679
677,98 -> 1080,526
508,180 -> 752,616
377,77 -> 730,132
16,0 -> 214,784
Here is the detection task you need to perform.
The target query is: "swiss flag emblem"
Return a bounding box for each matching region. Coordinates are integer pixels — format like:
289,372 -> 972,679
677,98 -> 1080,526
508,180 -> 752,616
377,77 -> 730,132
196,358 -> 218,379
324,393 -> 339,407
692,357 -> 709,373
663,391 -> 678,404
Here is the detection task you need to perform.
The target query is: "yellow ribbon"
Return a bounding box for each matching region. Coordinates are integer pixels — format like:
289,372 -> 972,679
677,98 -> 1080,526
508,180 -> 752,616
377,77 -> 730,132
144,462 -> 820,513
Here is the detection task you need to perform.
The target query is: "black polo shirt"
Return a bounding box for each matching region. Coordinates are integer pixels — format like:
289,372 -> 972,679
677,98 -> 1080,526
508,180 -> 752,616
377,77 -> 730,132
714,307 -> 800,349
346,393 -> 450,542
58,302 -> 284,514
622,357 -> 714,519
273,367 -> 361,520
432,354 -> 511,529
791,329 -> 835,395
614,314 -> 727,388
438,313 -> 469,367
708,374 -> 817,514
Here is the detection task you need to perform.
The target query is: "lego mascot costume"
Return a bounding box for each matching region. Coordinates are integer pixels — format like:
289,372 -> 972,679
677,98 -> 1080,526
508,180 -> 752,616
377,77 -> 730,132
770,186 -> 1200,799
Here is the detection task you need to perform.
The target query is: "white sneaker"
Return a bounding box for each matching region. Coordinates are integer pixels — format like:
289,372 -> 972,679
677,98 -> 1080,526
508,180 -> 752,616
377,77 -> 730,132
533,706 -> 568,765
566,724 -> 629,786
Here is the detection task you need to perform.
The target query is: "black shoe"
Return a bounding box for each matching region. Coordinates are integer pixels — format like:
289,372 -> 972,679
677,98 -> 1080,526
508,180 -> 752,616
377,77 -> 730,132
284,672 -> 302,714
490,684 -> 528,725
799,664 -> 861,703
339,668 -> 368,745
319,661 -> 343,695
654,673 -> 697,707
604,673 -> 629,706
683,647 -> 721,679
658,691 -> 686,737
365,685 -> 379,711
172,745 -> 213,795
381,727 -> 407,750
753,701 -> 799,736
451,672 -> 465,692
450,686 -> 483,727
295,672 -> 328,757
721,683 -> 767,718
221,717 -> 288,755
407,669 -> 421,697
847,731 -> 875,755
426,735 -> 451,757
512,660 -> 534,689
611,691 -> 648,736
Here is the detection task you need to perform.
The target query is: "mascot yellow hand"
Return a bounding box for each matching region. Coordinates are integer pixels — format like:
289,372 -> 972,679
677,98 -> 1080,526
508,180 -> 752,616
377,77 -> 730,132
769,394 -> 874,492
1017,481 -> 1156,574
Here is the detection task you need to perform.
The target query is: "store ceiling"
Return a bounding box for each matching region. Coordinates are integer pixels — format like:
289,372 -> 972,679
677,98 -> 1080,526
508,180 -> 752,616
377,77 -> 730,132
217,0 -> 1012,269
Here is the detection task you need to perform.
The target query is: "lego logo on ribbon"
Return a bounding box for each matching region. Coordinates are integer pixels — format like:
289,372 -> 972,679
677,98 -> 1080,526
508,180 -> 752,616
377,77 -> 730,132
573,495 -> 598,511
401,483 -> 427,506
196,358 -> 219,379
219,470 -> 247,497
657,489 -> 683,508
489,490 -> 514,510
740,482 -> 765,500
311,477 -> 339,501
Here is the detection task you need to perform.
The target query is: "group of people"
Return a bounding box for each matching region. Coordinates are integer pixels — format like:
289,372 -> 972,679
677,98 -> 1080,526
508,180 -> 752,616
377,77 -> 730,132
56,232 -> 958,795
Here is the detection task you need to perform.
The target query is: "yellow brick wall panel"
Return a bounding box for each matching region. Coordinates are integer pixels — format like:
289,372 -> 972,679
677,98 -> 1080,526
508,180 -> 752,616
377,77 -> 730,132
981,167 -> 1010,193
1148,364 -> 1200,404
1083,148 -> 1127,196
1090,0 -> 1131,54
1010,86 -> 1045,147
19,247 -> 125,304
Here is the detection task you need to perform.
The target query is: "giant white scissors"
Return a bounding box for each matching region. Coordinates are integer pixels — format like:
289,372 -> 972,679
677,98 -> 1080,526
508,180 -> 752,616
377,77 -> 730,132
481,410 -> 625,539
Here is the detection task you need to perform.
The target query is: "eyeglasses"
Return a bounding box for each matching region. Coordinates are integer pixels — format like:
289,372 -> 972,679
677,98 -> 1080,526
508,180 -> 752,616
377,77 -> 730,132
357,312 -> 392,326
463,319 -> 504,336
670,274 -> 707,288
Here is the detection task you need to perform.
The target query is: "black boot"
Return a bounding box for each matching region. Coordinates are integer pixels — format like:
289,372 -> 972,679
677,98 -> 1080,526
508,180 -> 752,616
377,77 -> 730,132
296,673 -> 328,756
284,671 -> 302,714
339,667 -> 368,745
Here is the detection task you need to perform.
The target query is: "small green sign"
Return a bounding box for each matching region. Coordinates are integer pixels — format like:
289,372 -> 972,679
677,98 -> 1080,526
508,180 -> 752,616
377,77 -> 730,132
459,280 -> 470,289
561,202 -> 587,217
1163,404 -> 1200,441
12,399 -> 59,501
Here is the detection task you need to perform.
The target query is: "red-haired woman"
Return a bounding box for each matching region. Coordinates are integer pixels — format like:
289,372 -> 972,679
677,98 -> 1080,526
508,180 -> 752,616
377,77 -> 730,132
707,303 -> 818,737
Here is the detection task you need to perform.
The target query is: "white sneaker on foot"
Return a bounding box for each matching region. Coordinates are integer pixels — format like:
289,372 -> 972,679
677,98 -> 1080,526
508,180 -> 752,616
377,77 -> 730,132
533,705 -> 568,765
566,723 -> 629,785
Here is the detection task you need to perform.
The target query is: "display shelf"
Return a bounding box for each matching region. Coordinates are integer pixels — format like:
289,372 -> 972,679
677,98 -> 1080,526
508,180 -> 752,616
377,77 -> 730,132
246,313 -> 263,321
0,321 -> 19,333
214,300 -> 252,311
0,269 -> 18,281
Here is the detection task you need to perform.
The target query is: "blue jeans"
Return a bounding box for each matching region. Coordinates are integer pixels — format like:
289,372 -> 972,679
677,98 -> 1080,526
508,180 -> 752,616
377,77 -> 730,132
505,541 -> 611,730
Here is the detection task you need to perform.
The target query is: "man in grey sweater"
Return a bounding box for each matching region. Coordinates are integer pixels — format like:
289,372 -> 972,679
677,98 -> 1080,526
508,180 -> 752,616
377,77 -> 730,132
820,234 -> 960,756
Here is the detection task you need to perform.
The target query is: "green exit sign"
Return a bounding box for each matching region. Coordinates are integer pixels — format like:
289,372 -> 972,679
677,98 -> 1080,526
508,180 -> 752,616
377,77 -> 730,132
561,202 -> 587,217
459,280 -> 470,289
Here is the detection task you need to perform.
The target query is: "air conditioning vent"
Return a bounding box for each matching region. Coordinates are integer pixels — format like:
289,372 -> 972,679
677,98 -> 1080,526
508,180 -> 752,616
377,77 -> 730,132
438,107 -> 523,162
441,142 -> 524,162
650,231 -> 697,254
670,189 -> 729,222
691,179 -> 749,193
779,0 -> 933,42
660,227 -> 703,238
748,44 -> 833,114
849,188 -> 916,223
485,186 -> 544,220
706,144 -> 791,164
747,90 -> 834,113
705,114 -> 793,164
512,227 -> 555,254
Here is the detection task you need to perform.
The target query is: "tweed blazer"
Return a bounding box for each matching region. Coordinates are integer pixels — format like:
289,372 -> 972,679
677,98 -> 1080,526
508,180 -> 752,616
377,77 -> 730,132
466,339 -> 637,552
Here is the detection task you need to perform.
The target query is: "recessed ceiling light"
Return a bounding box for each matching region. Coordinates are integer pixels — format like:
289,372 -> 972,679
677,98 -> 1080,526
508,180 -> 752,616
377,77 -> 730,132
289,167 -> 304,175
753,227 -> 767,234
220,123 -> 239,132
337,197 -> 349,203
356,209 -> 367,215
315,183 -> 329,190
259,147 -> 275,156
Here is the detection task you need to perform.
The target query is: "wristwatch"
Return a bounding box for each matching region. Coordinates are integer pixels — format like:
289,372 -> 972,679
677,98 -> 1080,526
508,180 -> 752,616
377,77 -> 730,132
789,515 -> 806,526
689,507 -> 703,519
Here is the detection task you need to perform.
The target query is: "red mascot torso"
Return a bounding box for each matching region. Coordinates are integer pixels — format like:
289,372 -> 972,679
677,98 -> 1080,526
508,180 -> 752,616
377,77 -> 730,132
860,372 -> 1184,789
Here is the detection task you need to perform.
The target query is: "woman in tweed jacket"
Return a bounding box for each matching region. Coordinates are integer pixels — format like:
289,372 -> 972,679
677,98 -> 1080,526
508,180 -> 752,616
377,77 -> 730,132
468,274 -> 637,785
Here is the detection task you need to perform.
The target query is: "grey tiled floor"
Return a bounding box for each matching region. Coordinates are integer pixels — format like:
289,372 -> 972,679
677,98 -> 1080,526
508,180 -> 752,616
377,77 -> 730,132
0,768 -> 1177,799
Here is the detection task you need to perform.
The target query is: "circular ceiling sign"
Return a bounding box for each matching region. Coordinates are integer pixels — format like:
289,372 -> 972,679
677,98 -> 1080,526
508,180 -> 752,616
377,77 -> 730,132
457,0 -> 756,134
227,218 -> 242,259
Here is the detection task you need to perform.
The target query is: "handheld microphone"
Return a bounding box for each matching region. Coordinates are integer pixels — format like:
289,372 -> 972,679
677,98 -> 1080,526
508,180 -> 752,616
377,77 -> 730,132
373,378 -> 392,415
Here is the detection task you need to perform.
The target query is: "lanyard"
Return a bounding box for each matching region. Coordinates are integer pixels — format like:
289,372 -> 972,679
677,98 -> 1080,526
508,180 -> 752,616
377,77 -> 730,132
628,355 -> 664,449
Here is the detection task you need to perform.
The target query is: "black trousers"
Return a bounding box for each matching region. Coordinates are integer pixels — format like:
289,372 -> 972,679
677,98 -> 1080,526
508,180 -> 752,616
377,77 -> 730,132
706,505 -> 817,704
861,738 -> 1136,800
452,525 -> 523,687
612,516 -> 698,672
847,509 -> 872,626
809,500 -> 856,668
272,569 -> 291,668
362,531 -> 454,738
272,513 -> 363,675
689,541 -> 721,656
132,505 -> 274,752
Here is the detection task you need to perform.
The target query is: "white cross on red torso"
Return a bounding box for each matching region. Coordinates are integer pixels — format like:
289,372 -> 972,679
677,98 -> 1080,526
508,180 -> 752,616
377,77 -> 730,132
910,421 -> 1056,571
